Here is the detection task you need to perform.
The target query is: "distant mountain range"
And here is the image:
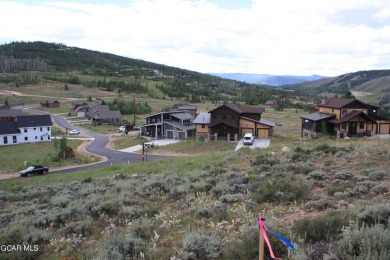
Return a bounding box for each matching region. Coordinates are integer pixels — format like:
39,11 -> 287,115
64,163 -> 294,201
209,73 -> 327,86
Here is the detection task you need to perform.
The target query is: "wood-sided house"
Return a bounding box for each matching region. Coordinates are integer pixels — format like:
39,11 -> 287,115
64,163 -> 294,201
86,105 -> 122,126
40,100 -> 60,108
194,103 -> 275,141
300,98 -> 390,139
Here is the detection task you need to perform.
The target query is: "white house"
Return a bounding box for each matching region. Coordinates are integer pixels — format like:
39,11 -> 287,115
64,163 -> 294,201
0,115 -> 53,146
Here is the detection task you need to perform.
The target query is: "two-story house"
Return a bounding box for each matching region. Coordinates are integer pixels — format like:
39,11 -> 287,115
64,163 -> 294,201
139,106 -> 196,140
300,98 -> 390,139
0,114 -> 52,146
194,103 -> 275,141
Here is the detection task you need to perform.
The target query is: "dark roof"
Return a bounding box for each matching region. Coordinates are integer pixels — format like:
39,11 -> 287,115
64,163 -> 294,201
0,109 -> 24,117
210,103 -> 263,114
16,115 -> 52,127
0,122 -> 19,135
171,112 -> 193,120
318,98 -> 379,109
193,112 -> 211,124
328,111 -> 377,124
164,120 -> 195,131
301,112 -> 336,121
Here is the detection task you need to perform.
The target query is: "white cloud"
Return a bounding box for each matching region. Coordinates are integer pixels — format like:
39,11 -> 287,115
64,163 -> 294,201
0,0 -> 389,76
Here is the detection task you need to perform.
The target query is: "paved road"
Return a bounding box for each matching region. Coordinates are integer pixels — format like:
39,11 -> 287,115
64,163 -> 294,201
24,109 -> 167,174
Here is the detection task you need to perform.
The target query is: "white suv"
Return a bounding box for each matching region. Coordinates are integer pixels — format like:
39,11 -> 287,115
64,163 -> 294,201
243,133 -> 254,145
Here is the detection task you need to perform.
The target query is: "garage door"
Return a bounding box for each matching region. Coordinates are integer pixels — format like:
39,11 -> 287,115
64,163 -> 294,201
380,123 -> 390,134
167,130 -> 174,139
241,128 -> 253,136
178,131 -> 186,140
257,128 -> 269,139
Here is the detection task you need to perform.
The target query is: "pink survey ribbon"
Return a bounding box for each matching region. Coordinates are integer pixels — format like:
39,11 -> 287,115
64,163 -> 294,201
258,217 -> 283,260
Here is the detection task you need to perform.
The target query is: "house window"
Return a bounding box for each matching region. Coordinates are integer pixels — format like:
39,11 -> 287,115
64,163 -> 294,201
373,109 -> 376,113
34,128 -> 36,130
24,137 -> 28,141
41,136 -> 43,140
3,136 -> 8,144
24,128 -> 27,133
35,136 -> 38,140
40,127 -> 43,131
360,122 -> 364,129
304,119 -> 309,123
342,109 -> 347,115
152,119 -> 155,123
48,135 -> 51,140
332,109 -> 334,112
222,115 -> 226,120
13,136 -> 17,143
201,124 -> 205,128
341,123 -> 346,129
47,127 -> 50,131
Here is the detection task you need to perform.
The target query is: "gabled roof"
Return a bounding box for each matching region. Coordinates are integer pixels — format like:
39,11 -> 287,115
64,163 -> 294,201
240,116 -> 276,127
318,98 -> 379,109
16,115 -> 52,127
92,110 -> 122,119
0,109 -> 24,117
209,103 -> 263,114
328,110 -> 377,124
171,112 -> 193,120
193,112 -> 211,124
164,120 -> 195,131
0,122 -> 19,135
301,112 -> 336,121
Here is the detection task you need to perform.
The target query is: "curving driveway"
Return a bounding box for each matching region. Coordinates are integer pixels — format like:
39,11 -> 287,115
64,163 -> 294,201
26,110 -> 167,174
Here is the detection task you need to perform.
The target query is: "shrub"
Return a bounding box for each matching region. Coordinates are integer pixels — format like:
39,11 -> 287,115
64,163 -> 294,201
328,181 -> 354,196
355,203 -> 390,227
251,154 -> 280,166
253,173 -> 308,204
305,199 -> 335,211
292,213 -> 348,243
334,171 -> 355,180
308,170 -> 326,180
372,183 -> 390,194
334,224 -> 390,259
223,226 -> 259,260
219,194 -> 243,203
182,232 -> 222,259
195,203 -> 228,221
369,170 -> 387,181
92,231 -> 147,260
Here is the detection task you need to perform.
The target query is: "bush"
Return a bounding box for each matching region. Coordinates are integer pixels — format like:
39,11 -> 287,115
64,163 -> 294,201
195,203 -> 228,221
328,181 -> 354,196
369,170 -> 387,181
292,213 -> 348,243
308,170 -> 326,180
253,173 -> 308,204
223,226 -> 259,260
334,224 -> 390,259
355,203 -> 390,227
182,232 -> 222,259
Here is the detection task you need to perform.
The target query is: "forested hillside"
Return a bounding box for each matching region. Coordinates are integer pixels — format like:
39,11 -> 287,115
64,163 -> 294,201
0,41 -> 284,106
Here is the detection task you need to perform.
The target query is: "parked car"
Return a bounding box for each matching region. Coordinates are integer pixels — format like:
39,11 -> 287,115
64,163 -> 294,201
69,129 -> 80,135
118,126 -> 126,133
20,166 -> 49,177
243,133 -> 255,145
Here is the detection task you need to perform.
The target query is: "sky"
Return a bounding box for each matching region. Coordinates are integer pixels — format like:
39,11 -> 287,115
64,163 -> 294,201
0,0 -> 390,76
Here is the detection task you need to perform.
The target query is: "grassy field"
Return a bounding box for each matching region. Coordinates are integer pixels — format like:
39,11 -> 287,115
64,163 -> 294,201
0,139 -> 97,174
